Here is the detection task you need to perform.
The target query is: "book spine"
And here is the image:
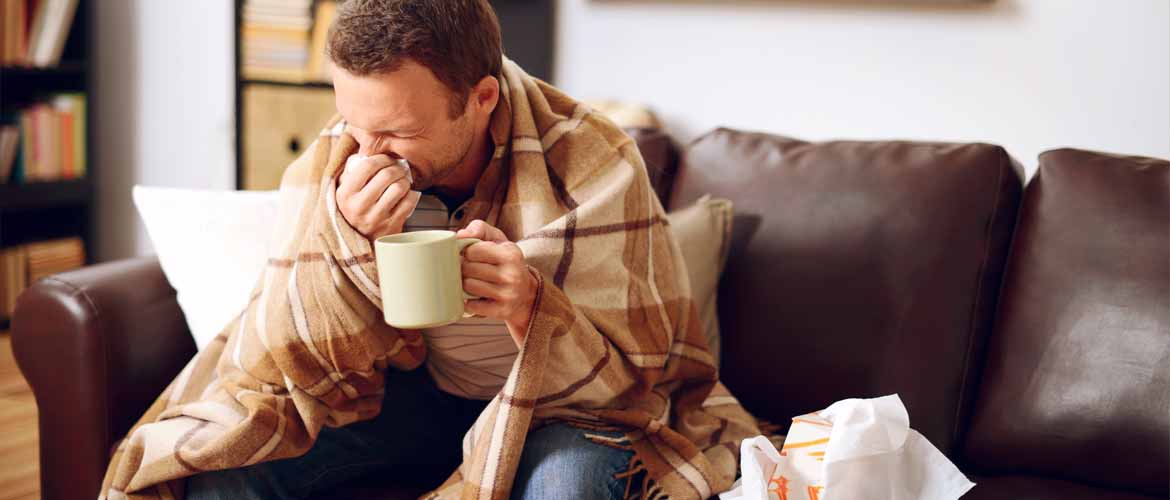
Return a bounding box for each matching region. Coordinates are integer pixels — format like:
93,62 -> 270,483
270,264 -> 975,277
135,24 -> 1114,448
73,94 -> 84,177
20,109 -> 35,181
59,102 -> 73,179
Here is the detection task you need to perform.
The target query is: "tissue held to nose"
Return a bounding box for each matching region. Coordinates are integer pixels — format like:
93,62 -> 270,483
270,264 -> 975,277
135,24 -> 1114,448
337,154 -> 424,240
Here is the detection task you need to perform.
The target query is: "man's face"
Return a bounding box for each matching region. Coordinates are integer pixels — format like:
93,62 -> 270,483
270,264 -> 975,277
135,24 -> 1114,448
333,60 -> 477,190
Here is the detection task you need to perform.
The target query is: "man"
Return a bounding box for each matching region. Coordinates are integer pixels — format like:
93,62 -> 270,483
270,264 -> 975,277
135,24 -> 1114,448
188,1 -> 629,497
104,1 -> 757,499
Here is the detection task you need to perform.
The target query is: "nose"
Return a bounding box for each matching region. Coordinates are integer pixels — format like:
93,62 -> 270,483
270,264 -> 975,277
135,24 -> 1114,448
358,135 -> 383,156
358,136 -> 401,160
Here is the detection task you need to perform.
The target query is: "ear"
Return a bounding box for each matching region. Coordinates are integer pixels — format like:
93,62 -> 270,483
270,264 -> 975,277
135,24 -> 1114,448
471,75 -> 500,116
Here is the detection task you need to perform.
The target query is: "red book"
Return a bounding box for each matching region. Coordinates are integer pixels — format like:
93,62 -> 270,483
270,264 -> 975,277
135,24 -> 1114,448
59,106 -> 74,179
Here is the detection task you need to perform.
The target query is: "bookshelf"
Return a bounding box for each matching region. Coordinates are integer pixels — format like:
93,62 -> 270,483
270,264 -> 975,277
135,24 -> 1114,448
0,0 -> 93,329
233,0 -> 554,191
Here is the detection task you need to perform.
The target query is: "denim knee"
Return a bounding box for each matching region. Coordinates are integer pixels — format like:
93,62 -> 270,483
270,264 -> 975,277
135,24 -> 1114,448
511,424 -> 636,500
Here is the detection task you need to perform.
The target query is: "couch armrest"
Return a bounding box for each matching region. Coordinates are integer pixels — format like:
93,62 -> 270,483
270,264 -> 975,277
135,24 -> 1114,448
11,257 -> 195,500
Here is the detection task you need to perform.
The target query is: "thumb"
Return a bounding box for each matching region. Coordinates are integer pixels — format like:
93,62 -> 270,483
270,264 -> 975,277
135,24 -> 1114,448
457,220 -> 486,239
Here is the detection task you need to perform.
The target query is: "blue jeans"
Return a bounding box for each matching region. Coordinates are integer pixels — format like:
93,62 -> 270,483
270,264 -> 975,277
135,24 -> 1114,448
186,367 -> 638,500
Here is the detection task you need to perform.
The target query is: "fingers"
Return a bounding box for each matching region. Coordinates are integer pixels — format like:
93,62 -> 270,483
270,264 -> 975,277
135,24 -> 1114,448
462,277 -> 503,301
338,154 -> 395,197
462,261 -> 502,283
385,190 -> 422,233
464,240 -> 524,265
355,165 -> 409,210
455,223 -> 483,240
457,219 -> 508,243
463,298 -> 505,318
371,176 -> 413,216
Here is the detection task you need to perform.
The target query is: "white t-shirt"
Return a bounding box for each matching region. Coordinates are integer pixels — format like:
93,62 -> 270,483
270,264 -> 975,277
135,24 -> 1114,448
403,194 -> 518,400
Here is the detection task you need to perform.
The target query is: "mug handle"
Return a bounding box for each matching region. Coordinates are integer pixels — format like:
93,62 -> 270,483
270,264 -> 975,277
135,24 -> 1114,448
456,237 -> 482,300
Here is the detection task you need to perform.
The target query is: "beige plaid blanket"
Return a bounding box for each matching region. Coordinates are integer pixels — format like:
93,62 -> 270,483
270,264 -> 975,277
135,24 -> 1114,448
101,59 -> 759,500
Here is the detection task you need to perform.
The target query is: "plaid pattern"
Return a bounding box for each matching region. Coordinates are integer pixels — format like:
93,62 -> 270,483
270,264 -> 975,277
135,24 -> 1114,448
100,58 -> 759,500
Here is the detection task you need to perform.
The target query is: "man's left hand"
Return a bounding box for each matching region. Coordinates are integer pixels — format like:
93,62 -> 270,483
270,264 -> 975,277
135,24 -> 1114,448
457,220 -> 538,345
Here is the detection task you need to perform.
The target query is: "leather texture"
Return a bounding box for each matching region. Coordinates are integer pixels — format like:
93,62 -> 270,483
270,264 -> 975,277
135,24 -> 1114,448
10,257 -> 196,500
961,149 -> 1170,497
670,128 -> 1024,455
12,129 -> 1168,500
964,475 -> 1162,500
626,127 -> 679,205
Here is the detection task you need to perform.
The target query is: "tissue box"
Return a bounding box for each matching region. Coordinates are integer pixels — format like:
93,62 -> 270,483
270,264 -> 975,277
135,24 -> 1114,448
770,413 -> 830,500
723,395 -> 974,500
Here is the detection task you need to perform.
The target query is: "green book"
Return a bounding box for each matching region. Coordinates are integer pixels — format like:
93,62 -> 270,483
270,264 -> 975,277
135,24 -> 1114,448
76,95 -> 86,177
65,93 -> 86,178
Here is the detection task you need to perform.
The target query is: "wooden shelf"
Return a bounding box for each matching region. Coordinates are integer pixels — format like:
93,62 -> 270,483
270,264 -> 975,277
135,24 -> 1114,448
0,179 -> 91,211
1,63 -> 87,77
242,78 -> 332,90
1,63 -> 87,93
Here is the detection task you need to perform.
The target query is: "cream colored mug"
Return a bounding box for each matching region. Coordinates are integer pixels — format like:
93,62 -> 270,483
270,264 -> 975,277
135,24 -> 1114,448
374,230 -> 481,329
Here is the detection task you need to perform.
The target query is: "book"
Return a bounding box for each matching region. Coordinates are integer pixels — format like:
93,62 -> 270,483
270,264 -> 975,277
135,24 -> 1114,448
25,0 -> 49,65
242,0 -> 317,83
0,246 -> 27,319
44,105 -> 58,180
51,93 -> 81,179
0,237 -> 84,318
70,93 -> 85,177
29,0 -> 78,67
6,95 -> 86,184
1,0 -> 15,63
19,109 -> 35,181
306,0 -> 337,83
0,126 -> 18,184
25,236 -> 84,282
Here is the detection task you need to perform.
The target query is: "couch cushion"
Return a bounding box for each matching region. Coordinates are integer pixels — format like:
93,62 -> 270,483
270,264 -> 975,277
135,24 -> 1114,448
667,195 -> 735,363
962,149 -> 1169,496
133,186 -> 280,350
670,128 -> 1023,454
626,127 -> 679,205
964,475 -> 1160,500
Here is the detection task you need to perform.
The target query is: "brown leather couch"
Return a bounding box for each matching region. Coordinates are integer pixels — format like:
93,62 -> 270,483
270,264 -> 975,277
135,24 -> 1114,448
13,127 -> 1168,499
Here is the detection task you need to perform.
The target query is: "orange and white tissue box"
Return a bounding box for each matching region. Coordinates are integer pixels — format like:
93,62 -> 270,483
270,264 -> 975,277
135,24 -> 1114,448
768,412 -> 831,500
720,395 -> 974,500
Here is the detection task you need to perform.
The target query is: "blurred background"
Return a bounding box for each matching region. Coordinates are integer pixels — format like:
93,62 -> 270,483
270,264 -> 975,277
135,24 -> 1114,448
2,0 -> 1168,284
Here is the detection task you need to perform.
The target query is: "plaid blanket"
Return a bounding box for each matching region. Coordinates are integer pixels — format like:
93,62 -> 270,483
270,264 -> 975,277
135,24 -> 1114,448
101,58 -> 759,500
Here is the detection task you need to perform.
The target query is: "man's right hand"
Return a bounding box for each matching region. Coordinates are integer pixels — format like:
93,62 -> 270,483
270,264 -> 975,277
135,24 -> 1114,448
336,154 -> 422,241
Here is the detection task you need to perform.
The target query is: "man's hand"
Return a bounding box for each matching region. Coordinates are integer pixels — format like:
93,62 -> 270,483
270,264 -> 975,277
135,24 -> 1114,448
337,154 -> 422,242
457,220 -> 539,345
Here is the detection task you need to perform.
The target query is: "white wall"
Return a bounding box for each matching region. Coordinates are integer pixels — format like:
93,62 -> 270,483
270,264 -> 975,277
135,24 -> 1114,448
89,0 -> 1168,259
555,0 -> 1170,176
94,0 -> 235,261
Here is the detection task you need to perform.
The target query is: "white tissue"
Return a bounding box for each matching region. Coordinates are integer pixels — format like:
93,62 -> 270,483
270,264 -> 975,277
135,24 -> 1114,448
344,154 -> 414,186
720,395 -> 974,500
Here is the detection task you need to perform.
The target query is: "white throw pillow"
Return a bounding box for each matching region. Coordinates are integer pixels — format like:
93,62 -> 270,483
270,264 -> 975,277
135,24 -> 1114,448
132,186 -> 280,350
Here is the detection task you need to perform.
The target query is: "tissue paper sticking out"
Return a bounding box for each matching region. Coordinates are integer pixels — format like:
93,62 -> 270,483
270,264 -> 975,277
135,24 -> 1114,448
344,155 -> 415,187
394,158 -> 413,185
719,395 -> 974,500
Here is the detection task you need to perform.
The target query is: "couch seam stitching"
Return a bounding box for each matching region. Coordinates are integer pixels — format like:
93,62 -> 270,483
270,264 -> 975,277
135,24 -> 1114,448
951,151 -> 1007,448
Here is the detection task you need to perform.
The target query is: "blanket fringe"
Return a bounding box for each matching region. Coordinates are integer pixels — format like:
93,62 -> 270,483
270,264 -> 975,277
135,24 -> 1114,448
580,428 -> 669,500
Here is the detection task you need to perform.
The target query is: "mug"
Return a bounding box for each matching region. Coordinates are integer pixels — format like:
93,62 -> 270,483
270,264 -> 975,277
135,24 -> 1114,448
374,230 -> 481,329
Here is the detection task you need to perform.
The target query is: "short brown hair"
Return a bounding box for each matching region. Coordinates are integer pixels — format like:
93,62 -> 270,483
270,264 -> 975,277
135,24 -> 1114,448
327,0 -> 503,118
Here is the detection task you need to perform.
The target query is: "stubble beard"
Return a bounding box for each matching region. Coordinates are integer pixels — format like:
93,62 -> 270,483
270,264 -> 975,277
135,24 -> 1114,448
415,116 -> 476,191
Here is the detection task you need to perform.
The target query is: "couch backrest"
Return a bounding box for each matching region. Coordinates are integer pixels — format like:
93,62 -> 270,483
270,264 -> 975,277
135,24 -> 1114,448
626,127 -> 680,204
961,149 -> 1169,496
669,128 -> 1023,454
